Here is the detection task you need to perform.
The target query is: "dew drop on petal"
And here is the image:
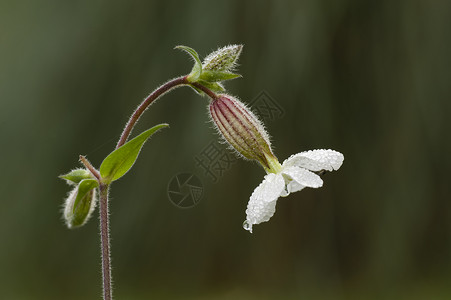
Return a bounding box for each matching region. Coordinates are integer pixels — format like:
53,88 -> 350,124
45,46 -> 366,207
243,220 -> 253,233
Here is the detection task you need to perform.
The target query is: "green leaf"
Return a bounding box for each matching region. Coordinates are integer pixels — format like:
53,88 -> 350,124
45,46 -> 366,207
197,80 -> 225,93
99,124 -> 169,183
198,70 -> 241,83
65,178 -> 98,228
175,45 -> 202,82
60,168 -> 93,185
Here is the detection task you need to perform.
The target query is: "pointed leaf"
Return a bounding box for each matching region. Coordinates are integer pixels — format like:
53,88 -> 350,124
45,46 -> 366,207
175,45 -> 202,82
100,124 -> 168,183
59,168 -> 93,185
199,70 -> 242,83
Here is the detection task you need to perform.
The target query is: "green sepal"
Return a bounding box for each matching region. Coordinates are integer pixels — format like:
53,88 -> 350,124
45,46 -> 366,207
99,124 -> 169,183
197,80 -> 225,93
60,168 -> 93,185
188,81 -> 225,96
66,178 -> 98,228
198,70 -> 241,83
188,85 -> 204,96
175,45 -> 202,82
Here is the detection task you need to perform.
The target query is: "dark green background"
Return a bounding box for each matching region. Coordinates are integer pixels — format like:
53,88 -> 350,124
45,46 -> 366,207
1,0 -> 450,299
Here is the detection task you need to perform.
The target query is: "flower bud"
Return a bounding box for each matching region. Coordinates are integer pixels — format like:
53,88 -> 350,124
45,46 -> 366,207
63,179 -> 98,229
202,45 -> 243,72
209,95 -> 279,171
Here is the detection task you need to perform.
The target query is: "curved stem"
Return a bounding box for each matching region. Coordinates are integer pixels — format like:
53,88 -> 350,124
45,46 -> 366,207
99,183 -> 112,300
116,76 -> 188,149
102,76 -> 218,300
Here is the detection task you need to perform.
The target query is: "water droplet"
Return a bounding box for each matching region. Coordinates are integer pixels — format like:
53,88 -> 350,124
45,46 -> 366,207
242,220 -> 252,233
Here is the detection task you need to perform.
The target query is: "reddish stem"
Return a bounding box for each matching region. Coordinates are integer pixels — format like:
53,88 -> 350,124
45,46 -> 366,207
99,183 -> 112,300
97,75 -> 219,300
116,76 -> 188,149
79,155 -> 101,180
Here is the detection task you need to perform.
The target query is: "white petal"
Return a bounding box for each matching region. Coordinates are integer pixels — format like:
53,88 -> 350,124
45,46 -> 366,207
286,181 -> 304,194
254,173 -> 286,203
282,167 -> 323,193
244,200 -> 277,233
244,173 -> 285,232
282,149 -> 344,172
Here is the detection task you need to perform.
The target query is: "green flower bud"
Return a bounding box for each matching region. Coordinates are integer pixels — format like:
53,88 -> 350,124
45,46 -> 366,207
202,45 -> 243,72
209,94 -> 281,172
176,44 -> 243,95
63,179 -> 98,229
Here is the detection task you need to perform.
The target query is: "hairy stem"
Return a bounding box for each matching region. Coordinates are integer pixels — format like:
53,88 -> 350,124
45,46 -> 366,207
98,76 -> 218,300
116,76 -> 188,149
99,183 -> 112,300
115,77 -> 221,149
79,155 -> 101,180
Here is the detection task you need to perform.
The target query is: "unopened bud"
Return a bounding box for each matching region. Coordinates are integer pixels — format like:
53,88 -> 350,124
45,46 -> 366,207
63,179 -> 98,229
209,95 -> 279,172
202,45 -> 243,72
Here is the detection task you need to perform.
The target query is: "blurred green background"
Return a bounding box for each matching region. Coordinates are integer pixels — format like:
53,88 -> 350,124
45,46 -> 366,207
1,0 -> 450,299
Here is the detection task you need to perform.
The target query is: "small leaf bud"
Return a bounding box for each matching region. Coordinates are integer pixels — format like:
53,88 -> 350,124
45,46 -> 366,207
63,179 -> 98,229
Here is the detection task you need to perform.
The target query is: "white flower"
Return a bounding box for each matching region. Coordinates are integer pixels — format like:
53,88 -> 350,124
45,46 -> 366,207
243,149 -> 344,233
206,93 -> 344,233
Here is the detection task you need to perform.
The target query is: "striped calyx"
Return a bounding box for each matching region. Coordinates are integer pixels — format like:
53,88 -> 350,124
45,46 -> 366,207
209,95 -> 280,172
